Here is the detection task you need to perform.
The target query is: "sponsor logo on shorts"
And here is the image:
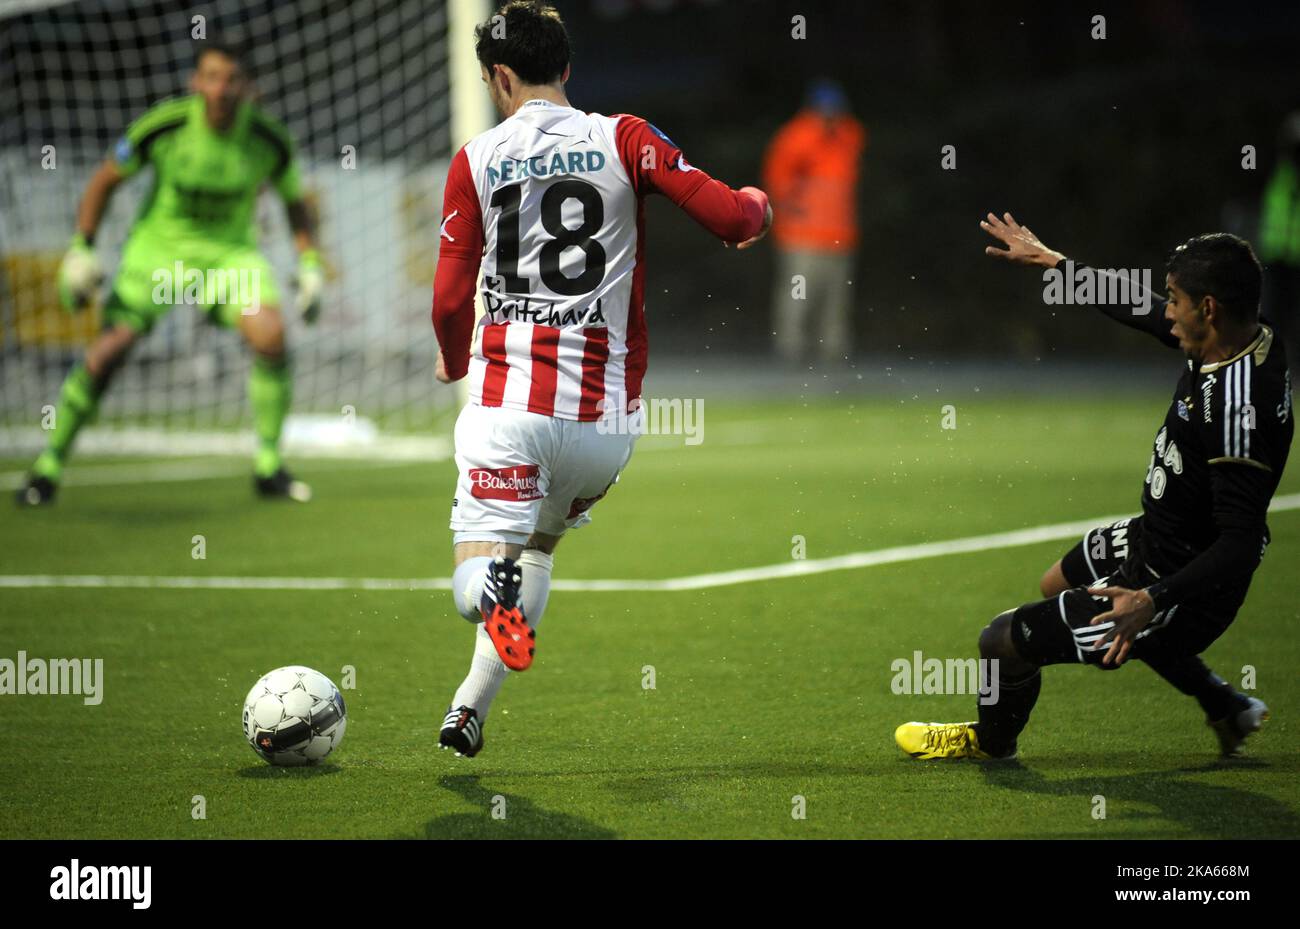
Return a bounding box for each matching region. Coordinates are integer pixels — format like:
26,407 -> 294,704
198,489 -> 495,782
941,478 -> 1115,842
468,465 -> 542,501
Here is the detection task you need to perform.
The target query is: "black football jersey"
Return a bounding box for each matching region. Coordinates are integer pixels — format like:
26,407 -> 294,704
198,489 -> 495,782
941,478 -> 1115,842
1136,326 -> 1293,577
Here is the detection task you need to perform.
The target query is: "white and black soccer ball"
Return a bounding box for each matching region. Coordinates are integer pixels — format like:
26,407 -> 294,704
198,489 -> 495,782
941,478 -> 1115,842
242,666 -> 347,766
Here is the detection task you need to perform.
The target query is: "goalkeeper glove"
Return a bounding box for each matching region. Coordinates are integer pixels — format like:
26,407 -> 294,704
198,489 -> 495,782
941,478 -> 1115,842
295,248 -> 323,324
58,233 -> 104,312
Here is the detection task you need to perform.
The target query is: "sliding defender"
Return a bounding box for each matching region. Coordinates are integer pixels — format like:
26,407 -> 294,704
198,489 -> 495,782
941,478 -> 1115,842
897,216 -> 1291,760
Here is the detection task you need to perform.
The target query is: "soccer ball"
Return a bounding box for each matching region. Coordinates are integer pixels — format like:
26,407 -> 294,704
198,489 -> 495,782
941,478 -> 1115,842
242,666 -> 347,766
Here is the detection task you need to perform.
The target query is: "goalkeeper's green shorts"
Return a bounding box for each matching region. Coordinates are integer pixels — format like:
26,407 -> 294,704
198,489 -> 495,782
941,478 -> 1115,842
103,232 -> 281,333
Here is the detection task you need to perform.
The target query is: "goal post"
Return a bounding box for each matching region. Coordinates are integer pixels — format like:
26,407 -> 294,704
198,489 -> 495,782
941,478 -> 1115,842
0,0 -> 492,463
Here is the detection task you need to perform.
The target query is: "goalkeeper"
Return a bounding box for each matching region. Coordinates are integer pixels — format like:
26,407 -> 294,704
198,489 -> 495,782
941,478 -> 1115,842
17,41 -> 321,505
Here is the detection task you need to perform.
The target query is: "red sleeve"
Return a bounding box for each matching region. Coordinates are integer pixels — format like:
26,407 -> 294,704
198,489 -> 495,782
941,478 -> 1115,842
432,147 -> 485,381
614,115 -> 769,244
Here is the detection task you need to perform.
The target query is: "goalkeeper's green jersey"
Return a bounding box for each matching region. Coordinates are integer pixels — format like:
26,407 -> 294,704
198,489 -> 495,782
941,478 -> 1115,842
111,94 -> 301,247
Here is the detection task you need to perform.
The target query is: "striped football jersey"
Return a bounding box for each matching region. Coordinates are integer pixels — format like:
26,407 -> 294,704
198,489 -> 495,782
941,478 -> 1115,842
433,99 -> 766,420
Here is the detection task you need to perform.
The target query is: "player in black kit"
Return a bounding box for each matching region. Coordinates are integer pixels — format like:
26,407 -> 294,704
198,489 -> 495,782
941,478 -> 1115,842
896,215 -> 1293,760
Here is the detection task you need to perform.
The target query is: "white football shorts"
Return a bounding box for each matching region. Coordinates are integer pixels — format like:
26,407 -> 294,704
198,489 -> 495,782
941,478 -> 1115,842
449,403 -> 640,545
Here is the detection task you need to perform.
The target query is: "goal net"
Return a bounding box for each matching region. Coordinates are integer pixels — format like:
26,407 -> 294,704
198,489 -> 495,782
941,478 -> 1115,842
0,0 -> 489,462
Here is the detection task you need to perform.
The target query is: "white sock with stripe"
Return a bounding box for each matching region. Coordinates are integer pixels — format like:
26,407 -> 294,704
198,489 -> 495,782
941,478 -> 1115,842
452,624 -> 509,714
518,549 -> 553,628
451,555 -> 493,621
447,550 -> 554,722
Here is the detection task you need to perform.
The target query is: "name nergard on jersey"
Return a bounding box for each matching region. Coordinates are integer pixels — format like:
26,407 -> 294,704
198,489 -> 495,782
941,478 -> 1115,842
486,150 -> 607,187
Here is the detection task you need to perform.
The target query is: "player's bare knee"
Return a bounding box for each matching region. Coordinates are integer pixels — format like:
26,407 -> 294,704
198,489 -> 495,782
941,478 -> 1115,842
453,540 -> 521,567
524,532 -> 561,555
84,351 -> 110,382
85,326 -> 135,381
244,307 -> 286,359
257,321 -> 286,360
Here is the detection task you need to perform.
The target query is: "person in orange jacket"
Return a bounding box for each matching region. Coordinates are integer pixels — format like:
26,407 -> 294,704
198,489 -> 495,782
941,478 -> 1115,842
762,79 -> 866,365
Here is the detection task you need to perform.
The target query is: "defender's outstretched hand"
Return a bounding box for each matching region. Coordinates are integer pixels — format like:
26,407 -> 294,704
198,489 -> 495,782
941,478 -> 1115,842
980,212 -> 1065,269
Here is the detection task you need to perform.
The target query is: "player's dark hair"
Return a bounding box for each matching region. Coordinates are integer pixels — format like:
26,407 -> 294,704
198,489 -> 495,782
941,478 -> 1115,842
1165,233 -> 1261,325
475,1 -> 570,86
194,37 -> 248,74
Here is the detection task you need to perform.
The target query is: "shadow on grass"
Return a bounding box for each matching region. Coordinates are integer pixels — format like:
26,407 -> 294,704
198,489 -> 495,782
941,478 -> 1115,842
978,757 -> 1300,838
237,762 -> 344,779
470,761 -> 874,782
423,774 -> 618,839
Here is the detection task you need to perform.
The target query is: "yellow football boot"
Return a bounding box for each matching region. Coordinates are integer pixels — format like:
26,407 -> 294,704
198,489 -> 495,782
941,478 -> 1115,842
895,721 -> 1013,760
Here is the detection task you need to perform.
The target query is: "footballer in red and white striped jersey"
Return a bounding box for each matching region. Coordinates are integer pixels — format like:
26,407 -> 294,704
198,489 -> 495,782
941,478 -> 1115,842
433,102 -> 770,420
433,2 -> 769,755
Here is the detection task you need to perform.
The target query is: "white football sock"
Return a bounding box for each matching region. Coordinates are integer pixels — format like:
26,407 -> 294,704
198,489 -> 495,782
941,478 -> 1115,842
450,555 -> 493,621
448,550 -> 554,722
451,624 -> 508,714
518,549 -> 554,628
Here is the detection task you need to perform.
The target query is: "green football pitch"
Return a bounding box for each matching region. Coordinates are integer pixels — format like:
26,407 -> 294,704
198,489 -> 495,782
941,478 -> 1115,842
1,394 -> 1297,839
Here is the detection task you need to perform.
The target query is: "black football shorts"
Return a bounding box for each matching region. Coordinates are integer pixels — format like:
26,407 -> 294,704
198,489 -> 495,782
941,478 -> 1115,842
1011,517 -> 1242,668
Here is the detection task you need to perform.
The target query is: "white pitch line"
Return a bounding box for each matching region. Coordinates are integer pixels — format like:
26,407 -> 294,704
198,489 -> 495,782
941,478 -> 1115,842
4,493 -> 1298,593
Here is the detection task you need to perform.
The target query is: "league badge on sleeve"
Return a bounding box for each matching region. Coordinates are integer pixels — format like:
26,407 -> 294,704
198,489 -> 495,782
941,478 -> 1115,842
647,123 -> 676,147
114,136 -> 133,164
647,122 -> 694,172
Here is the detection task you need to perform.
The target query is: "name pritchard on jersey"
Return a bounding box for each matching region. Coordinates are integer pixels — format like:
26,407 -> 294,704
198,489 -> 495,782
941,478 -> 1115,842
481,275 -> 608,327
